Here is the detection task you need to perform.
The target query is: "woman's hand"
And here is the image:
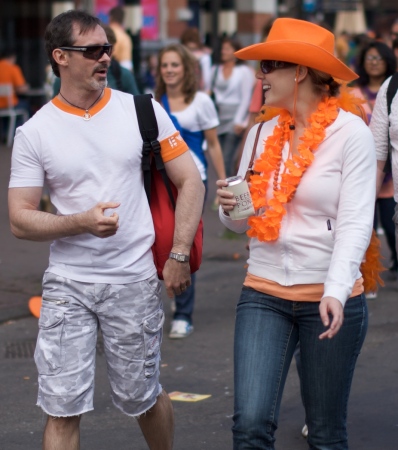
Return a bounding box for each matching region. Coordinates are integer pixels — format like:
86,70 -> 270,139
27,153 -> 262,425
234,124 -> 246,136
319,296 -> 344,340
216,179 -> 236,215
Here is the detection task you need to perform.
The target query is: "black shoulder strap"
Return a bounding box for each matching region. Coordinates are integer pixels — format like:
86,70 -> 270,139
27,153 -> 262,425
133,94 -> 175,208
387,72 -> 398,115
384,73 -> 398,174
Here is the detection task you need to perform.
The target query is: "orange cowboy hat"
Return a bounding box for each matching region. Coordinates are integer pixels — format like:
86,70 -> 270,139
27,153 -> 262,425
235,18 -> 358,81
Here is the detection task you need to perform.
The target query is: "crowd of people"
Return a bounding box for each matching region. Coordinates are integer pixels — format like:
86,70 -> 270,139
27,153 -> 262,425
4,6 -> 398,450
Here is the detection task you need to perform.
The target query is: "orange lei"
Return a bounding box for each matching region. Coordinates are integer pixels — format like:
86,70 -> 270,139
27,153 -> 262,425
247,96 -> 339,242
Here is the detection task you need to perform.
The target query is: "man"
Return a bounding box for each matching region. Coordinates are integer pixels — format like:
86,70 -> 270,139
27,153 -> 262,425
108,6 -> 133,71
8,10 -> 204,450
52,25 -> 140,96
370,74 -> 398,279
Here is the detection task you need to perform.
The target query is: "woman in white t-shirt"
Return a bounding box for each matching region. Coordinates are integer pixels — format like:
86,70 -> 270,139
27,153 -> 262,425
155,43 -> 226,339
211,37 -> 256,177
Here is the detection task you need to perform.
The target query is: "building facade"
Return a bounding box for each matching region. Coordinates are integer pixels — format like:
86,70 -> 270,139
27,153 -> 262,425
1,0 -> 397,87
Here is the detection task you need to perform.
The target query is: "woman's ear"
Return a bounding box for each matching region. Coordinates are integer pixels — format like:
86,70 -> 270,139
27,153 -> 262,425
296,65 -> 308,83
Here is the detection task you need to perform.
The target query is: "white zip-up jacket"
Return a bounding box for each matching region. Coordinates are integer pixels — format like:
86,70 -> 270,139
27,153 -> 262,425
220,109 -> 376,307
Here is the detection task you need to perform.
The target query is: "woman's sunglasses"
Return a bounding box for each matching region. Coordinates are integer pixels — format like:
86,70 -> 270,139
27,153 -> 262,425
59,44 -> 113,60
260,60 -> 296,74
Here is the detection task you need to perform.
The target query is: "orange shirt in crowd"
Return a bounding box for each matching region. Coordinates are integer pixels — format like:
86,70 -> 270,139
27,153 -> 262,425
0,59 -> 26,108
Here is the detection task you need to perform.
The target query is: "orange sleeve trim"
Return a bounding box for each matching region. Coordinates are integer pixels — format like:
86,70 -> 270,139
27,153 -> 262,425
51,87 -> 111,117
243,273 -> 364,302
160,131 -> 189,162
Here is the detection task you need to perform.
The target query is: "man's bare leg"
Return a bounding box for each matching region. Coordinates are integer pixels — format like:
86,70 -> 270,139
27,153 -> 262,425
137,390 -> 174,450
43,415 -> 81,450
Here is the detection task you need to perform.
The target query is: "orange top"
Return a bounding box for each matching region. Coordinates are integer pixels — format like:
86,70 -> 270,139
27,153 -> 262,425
244,273 -> 364,302
0,60 -> 26,108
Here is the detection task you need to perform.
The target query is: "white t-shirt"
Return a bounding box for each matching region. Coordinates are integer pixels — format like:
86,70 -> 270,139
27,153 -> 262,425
370,76 -> 398,201
171,91 -> 219,180
9,88 -> 188,284
211,64 -> 255,134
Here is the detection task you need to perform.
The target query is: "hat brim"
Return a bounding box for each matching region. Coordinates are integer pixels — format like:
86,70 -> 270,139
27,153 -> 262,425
235,41 -> 358,81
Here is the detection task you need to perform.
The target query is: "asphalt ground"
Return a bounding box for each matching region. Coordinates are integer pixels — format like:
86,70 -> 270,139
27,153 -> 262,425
1,142 -> 398,449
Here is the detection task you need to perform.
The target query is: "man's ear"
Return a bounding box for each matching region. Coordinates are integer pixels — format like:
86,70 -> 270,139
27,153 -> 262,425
52,48 -> 68,70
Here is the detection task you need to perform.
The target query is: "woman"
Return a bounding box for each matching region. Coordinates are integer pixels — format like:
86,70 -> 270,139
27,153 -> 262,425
155,43 -> 226,339
354,42 -> 398,288
216,19 -> 377,449
354,41 -> 396,120
211,37 -> 255,177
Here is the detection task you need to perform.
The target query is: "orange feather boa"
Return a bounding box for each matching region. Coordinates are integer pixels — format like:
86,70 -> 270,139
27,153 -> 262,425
254,84 -> 385,293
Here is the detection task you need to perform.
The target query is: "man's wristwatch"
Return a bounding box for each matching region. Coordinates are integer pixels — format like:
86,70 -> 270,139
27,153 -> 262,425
169,252 -> 190,263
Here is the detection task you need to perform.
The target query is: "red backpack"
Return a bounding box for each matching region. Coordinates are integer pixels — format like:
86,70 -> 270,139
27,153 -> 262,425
134,94 -> 203,280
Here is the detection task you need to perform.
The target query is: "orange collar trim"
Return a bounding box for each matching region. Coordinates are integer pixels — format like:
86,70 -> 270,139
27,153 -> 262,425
52,87 -> 111,118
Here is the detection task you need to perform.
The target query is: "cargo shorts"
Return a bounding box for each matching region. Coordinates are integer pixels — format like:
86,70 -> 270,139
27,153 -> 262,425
34,271 -> 164,417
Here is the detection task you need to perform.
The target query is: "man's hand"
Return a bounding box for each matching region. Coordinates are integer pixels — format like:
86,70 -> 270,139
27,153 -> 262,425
162,259 -> 191,298
82,202 -> 120,238
319,296 -> 344,340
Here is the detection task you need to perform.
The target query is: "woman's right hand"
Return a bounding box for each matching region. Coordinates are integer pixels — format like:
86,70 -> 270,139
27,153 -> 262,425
216,179 -> 236,215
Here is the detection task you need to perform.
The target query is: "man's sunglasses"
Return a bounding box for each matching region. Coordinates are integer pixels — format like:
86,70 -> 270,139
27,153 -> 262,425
260,60 -> 296,74
59,44 -> 113,60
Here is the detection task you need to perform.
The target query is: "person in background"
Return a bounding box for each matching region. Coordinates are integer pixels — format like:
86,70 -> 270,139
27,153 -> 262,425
180,27 -> 212,92
216,18 -> 376,448
353,41 -> 398,288
8,10 -> 204,449
0,49 -> 30,141
0,49 -> 29,108
155,43 -> 226,338
142,53 -> 158,95
108,5 -> 133,71
390,17 -> 398,48
392,38 -> 398,68
211,37 -> 255,178
370,45 -> 398,292
52,25 -> 140,97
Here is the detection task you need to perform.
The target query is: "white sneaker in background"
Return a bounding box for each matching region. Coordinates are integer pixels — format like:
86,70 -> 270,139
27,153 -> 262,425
301,424 -> 308,438
169,320 -> 193,339
170,299 -> 176,313
366,292 -> 378,300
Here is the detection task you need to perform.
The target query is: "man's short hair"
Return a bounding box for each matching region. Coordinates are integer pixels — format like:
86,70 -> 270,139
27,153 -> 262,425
44,9 -> 100,78
102,25 -> 117,46
109,7 -> 125,25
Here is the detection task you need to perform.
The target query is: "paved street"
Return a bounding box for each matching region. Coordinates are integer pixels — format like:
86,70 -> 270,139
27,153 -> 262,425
1,141 -> 398,449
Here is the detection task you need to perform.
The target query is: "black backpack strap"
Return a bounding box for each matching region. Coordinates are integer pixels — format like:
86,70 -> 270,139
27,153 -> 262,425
384,73 -> 398,173
133,94 -> 176,208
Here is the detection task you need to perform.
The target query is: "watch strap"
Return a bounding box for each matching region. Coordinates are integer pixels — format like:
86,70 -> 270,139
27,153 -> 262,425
169,252 -> 190,263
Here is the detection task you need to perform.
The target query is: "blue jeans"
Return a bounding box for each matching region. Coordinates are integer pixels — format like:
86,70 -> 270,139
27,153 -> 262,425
218,132 -> 242,177
233,287 -> 368,450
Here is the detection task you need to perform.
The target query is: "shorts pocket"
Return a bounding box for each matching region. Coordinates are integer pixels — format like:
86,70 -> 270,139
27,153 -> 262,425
34,302 -> 66,376
143,309 -> 164,377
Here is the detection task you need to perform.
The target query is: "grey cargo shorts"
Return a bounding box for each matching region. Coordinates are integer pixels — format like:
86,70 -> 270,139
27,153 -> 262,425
35,271 -> 164,417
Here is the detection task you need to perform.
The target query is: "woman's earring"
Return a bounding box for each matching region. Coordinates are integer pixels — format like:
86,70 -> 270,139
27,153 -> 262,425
294,77 -> 297,82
